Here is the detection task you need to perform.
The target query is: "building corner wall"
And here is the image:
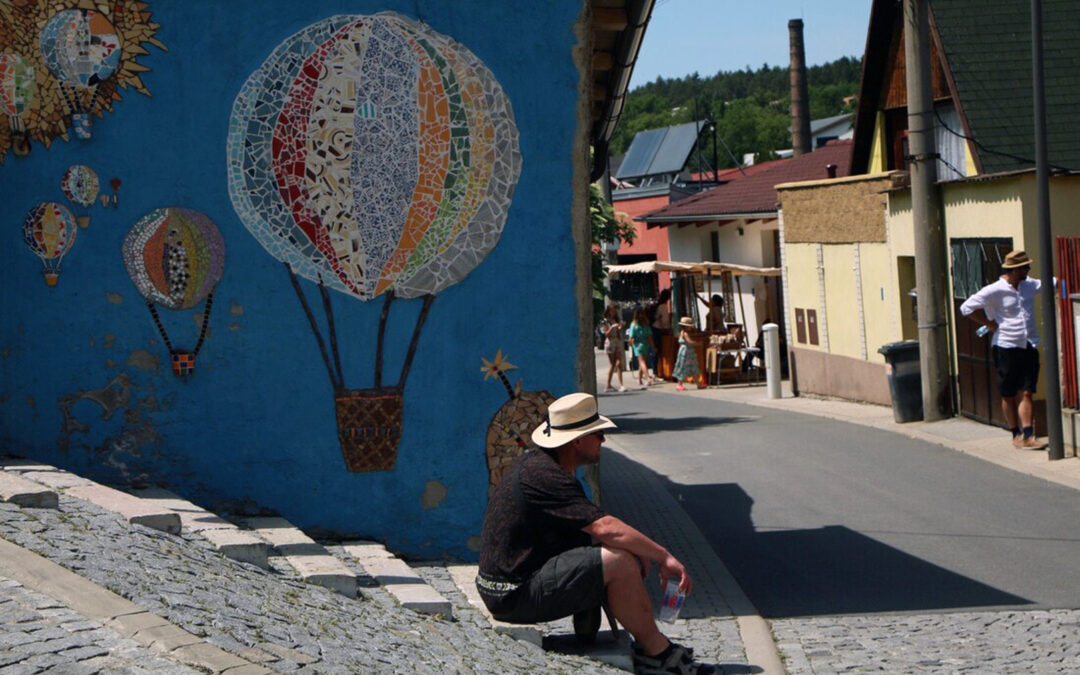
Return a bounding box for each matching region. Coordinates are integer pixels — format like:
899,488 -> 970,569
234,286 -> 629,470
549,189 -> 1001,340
573,1 -> 595,395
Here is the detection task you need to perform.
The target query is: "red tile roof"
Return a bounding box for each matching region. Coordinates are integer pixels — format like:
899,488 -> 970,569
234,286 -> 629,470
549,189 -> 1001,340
640,141 -> 854,224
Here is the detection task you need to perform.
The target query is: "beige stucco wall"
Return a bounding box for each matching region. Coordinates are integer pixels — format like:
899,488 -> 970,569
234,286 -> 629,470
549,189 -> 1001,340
785,243 -> 823,352
823,244 -> 861,359
859,243 -> 897,361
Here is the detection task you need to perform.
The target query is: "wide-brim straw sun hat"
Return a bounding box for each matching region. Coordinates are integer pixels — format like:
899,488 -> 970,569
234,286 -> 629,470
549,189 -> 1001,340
531,392 -> 617,449
1002,250 -> 1033,268
678,316 -> 695,327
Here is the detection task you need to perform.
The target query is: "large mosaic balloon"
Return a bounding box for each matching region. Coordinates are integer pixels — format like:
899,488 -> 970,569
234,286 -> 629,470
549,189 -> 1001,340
226,13 -> 520,472
123,207 -> 225,310
227,12 -> 520,301
122,208 -> 226,377
22,202 -> 76,286
0,52 -> 36,155
39,9 -> 122,139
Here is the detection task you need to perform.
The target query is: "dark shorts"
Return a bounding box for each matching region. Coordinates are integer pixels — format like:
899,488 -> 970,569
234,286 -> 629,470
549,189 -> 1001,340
479,546 -> 605,624
993,345 -> 1040,398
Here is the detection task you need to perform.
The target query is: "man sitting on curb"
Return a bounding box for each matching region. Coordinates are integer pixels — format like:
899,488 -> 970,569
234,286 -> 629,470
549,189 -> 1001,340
476,392 -> 713,675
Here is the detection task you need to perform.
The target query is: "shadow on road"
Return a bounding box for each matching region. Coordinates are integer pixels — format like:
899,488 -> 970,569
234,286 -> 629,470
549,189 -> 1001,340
602,450 -> 1031,620
607,411 -> 756,434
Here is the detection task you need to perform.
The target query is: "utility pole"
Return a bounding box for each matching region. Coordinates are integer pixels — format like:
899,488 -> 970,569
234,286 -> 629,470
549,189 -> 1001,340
904,0 -> 952,420
1031,0 -> 1065,459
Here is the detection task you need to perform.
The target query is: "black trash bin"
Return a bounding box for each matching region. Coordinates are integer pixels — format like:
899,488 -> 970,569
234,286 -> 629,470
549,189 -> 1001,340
878,340 -> 923,423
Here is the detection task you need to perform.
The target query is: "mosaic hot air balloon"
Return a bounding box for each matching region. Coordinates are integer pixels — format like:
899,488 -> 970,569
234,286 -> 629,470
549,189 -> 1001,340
122,208 -> 226,377
227,13 -> 521,472
0,52 -> 36,157
22,202 -> 76,286
61,165 -> 100,227
39,9 -> 122,140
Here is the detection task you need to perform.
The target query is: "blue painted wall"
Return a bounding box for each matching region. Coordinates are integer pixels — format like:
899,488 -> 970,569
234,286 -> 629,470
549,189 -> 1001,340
0,0 -> 584,558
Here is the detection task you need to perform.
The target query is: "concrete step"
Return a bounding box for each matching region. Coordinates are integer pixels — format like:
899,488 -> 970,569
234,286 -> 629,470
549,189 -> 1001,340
0,471 -> 58,509
245,517 -> 356,598
341,541 -> 453,617
134,488 -> 268,569
447,564 -> 541,645
447,564 -> 633,671
66,484 -> 181,535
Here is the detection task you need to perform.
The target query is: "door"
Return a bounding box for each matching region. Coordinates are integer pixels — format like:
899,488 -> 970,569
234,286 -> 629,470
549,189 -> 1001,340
951,238 -> 1012,427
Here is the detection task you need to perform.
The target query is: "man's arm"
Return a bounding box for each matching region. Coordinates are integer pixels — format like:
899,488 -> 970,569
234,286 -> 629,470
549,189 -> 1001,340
583,515 -> 693,594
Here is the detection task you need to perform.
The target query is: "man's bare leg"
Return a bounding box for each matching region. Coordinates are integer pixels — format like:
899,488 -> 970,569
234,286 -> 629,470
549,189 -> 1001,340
1001,394 -> 1019,429
601,547 -> 667,655
1018,390 -> 1035,429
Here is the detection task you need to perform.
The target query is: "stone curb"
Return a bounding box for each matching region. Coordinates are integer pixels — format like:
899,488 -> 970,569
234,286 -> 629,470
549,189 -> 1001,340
0,471 -> 57,509
134,487 -> 269,569
446,564 -> 633,671
342,541 -> 453,616
246,517 -> 357,598
66,484 -> 181,534
0,536 -> 272,674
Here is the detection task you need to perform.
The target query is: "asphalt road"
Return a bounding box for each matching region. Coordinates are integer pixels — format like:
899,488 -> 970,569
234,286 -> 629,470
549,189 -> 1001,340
598,388 -> 1080,619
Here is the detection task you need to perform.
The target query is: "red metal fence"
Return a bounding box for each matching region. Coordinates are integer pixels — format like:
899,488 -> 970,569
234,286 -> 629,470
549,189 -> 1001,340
1057,236 -> 1080,409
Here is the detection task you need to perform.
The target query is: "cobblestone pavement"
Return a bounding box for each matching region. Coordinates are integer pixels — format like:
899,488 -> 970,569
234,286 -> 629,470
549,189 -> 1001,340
771,610 -> 1080,674
0,575 -> 198,674
0,495 -> 622,674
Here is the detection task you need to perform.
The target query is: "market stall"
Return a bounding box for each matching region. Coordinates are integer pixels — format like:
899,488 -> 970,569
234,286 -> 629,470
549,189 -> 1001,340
605,260 -> 782,384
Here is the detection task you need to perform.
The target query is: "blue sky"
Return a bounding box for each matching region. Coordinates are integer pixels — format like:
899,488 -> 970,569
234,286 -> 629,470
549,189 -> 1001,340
629,0 -> 873,89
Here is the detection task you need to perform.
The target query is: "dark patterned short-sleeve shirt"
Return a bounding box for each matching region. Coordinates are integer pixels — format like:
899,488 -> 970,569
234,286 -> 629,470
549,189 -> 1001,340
479,449 -> 605,581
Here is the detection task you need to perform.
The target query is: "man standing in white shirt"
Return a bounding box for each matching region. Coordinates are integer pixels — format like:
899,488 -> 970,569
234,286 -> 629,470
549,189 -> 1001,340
960,250 -> 1047,449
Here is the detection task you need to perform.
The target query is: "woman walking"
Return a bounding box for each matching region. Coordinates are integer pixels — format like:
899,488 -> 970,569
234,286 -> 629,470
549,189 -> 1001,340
601,305 -> 627,392
628,308 -> 656,388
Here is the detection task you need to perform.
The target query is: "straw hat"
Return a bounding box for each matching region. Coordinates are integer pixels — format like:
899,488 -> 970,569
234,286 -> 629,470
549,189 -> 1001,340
531,393 -> 616,449
1002,250 -> 1033,269
678,316 -> 695,328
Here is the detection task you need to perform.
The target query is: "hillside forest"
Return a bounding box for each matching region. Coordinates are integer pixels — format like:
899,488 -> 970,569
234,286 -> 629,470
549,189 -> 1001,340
611,56 -> 863,171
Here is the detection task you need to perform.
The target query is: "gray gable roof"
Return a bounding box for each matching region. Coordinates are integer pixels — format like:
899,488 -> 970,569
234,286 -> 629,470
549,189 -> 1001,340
932,0 -> 1080,173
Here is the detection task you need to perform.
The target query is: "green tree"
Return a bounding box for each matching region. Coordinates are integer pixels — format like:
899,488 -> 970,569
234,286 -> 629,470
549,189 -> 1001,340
590,183 -> 636,302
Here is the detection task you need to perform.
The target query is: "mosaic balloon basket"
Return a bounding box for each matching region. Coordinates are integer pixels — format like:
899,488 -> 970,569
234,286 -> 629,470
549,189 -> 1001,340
335,388 -> 403,472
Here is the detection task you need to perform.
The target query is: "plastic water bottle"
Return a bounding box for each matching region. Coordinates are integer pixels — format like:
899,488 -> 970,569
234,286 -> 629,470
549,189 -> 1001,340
658,579 -> 686,623
976,325 -> 990,338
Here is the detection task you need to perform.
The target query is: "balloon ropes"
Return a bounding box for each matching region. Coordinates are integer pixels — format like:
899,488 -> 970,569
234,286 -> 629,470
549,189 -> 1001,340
22,202 -> 76,286
61,164 -> 100,227
227,13 -> 521,472
122,208 -> 226,377
39,9 -> 121,139
0,52 -> 36,156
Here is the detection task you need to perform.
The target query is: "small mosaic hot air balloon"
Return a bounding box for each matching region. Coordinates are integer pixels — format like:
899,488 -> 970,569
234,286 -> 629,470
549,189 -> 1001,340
0,52 -> 36,157
227,13 -> 521,472
122,208 -> 226,376
22,202 -> 76,286
60,165 -> 100,227
481,350 -> 555,496
39,9 -> 121,140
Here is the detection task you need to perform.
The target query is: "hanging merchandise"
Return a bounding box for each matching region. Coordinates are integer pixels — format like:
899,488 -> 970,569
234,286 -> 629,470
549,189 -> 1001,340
22,202 -> 76,286
60,165 -> 100,227
122,207 -> 226,377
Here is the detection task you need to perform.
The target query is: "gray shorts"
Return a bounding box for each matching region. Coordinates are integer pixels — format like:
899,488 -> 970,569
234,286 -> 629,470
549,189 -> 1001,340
481,546 -> 605,623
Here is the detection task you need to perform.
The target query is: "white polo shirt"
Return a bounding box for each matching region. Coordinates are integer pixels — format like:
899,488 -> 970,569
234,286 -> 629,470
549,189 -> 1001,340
959,277 -> 1042,349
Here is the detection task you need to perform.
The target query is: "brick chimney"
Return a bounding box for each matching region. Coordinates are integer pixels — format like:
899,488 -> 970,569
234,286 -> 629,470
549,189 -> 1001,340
789,19 -> 812,157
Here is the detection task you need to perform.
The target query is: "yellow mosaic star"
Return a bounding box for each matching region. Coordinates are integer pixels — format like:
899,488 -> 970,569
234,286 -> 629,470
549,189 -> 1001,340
481,349 -> 517,380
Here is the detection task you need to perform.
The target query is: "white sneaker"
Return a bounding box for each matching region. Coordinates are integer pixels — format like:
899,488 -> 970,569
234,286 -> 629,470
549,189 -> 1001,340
617,386 -> 626,392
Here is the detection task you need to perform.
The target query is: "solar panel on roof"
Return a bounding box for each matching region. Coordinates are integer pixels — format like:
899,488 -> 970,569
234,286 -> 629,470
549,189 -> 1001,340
616,120 -> 706,180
